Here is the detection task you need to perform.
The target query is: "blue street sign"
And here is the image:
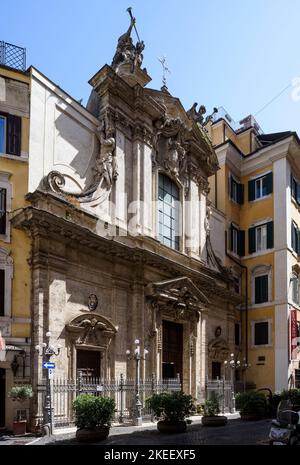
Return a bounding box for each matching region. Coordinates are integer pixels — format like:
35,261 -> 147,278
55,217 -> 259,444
43,362 -> 55,369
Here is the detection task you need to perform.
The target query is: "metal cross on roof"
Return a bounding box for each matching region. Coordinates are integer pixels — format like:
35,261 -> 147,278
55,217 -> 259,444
158,55 -> 171,89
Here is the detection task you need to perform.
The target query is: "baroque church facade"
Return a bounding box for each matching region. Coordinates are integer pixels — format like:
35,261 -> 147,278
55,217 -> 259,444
11,20 -> 241,425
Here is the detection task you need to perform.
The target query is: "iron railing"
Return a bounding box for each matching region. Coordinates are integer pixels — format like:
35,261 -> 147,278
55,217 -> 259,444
197,378 -> 234,413
37,374 -> 182,429
0,41 -> 26,71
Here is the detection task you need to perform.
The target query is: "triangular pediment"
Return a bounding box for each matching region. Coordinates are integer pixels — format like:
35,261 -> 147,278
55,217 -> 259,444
146,276 -> 209,305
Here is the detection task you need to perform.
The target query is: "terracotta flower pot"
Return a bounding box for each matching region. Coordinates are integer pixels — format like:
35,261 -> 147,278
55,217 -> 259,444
201,416 -> 228,427
13,420 -> 27,435
157,420 -> 187,434
76,426 -> 110,443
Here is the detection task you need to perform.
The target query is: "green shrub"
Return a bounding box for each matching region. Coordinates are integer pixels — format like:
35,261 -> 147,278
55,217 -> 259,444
72,394 -> 115,429
146,391 -> 195,422
203,392 -> 221,417
235,391 -> 266,416
9,385 -> 33,402
280,389 -> 300,407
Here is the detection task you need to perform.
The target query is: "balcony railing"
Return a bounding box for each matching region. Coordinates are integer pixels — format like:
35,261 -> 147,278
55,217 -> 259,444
0,41 -> 26,71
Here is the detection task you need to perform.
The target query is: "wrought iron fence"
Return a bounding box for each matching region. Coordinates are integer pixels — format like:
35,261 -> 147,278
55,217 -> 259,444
37,374 -> 182,429
197,378 -> 234,413
0,41 -> 26,71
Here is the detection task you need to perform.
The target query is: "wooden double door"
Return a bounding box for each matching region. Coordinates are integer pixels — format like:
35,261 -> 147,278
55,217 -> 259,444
162,320 -> 183,382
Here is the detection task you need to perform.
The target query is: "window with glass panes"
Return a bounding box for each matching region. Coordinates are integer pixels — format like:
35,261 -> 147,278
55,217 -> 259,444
158,174 -> 180,250
0,116 -> 6,153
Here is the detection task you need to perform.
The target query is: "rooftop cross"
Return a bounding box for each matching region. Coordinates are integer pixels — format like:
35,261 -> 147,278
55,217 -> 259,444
158,56 -> 171,90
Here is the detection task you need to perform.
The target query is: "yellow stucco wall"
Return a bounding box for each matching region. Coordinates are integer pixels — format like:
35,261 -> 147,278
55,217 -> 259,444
0,68 -> 30,339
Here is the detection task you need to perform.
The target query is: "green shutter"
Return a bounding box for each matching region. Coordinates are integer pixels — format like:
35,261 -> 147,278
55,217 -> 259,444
6,115 -> 21,156
292,223 -> 296,251
237,183 -> 244,204
229,176 -> 233,199
291,175 -> 297,200
267,222 -> 274,249
229,224 -> 233,251
248,180 -> 255,201
296,183 -> 300,205
265,172 -> 273,195
297,229 -> 300,256
248,227 -> 256,254
238,230 -> 245,256
0,269 -> 4,316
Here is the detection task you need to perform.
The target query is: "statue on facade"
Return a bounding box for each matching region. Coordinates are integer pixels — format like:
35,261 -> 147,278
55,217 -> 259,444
94,124 -> 118,190
111,8 -> 145,72
187,102 -> 207,125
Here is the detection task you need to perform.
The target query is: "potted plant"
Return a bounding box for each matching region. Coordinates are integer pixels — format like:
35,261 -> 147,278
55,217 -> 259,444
280,389 -> 300,411
8,384 -> 33,435
201,392 -> 228,426
146,391 -> 195,434
236,391 -> 267,420
72,394 -> 115,443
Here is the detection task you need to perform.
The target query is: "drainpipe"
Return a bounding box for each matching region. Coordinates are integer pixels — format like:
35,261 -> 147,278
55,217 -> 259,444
225,231 -> 248,363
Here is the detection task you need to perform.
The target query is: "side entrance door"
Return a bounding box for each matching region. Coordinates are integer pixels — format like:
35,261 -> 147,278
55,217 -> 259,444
162,320 -> 183,382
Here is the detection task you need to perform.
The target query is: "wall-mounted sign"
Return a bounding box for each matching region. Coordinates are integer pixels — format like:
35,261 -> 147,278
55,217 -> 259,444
290,308 -> 298,360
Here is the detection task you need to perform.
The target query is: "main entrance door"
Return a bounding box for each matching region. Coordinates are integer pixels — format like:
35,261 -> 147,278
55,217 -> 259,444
0,368 -> 5,427
162,320 -> 183,381
76,350 -> 101,379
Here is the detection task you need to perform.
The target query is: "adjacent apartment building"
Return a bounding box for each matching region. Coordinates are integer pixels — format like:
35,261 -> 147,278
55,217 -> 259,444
206,108 -> 300,392
0,42 -> 31,430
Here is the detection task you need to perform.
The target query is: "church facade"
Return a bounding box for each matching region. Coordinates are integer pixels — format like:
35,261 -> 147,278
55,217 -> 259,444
10,20 -> 241,426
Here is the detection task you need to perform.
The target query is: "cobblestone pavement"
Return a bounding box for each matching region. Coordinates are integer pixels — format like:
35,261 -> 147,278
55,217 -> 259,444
26,417 -> 272,446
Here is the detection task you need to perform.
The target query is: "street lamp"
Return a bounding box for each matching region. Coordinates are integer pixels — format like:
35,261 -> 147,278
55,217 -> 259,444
35,332 -> 61,435
224,353 -> 240,413
126,339 -> 148,426
240,357 -> 251,392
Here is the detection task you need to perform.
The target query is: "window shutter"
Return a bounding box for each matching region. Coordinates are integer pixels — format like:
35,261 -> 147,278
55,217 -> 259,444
229,224 -> 233,251
6,115 -> 21,156
297,229 -> 300,256
292,223 -> 296,251
297,183 -> 300,205
267,221 -> 274,249
229,176 -> 233,199
0,269 -> 4,316
248,227 -> 256,254
255,276 -> 268,304
237,183 -> 244,204
265,172 -> 273,195
0,188 -> 6,235
238,230 -> 245,256
248,179 -> 255,201
291,175 -> 297,200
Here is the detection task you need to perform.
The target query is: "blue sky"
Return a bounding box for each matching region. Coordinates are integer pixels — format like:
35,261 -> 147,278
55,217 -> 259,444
2,0 -> 300,135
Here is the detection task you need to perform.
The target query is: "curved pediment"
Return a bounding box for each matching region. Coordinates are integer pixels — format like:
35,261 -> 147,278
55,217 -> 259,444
66,313 -> 117,350
146,276 -> 209,306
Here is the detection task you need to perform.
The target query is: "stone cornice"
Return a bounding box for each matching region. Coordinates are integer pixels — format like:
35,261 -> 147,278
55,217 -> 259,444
11,192 -> 239,304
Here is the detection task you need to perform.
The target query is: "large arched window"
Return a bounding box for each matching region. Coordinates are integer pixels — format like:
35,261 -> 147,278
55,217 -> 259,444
158,173 -> 180,250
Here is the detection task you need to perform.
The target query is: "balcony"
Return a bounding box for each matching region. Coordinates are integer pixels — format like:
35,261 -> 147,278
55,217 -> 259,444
0,41 -> 26,72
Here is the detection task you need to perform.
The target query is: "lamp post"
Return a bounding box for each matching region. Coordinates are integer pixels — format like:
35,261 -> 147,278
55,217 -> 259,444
35,332 -> 61,435
240,357 -> 251,392
126,339 -> 148,426
224,353 -> 240,413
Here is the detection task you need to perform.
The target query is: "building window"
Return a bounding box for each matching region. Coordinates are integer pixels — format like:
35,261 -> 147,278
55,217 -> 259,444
229,175 -> 244,204
291,273 -> 299,304
256,224 -> 267,251
0,116 -> 6,153
0,188 -> 6,235
248,172 -> 273,201
235,323 -> 240,346
229,224 -> 245,256
255,275 -> 268,304
248,221 -> 273,254
291,221 -> 300,255
291,175 -> 300,205
253,321 -> 269,345
251,264 -> 272,305
158,173 -> 180,250
0,113 -> 21,156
